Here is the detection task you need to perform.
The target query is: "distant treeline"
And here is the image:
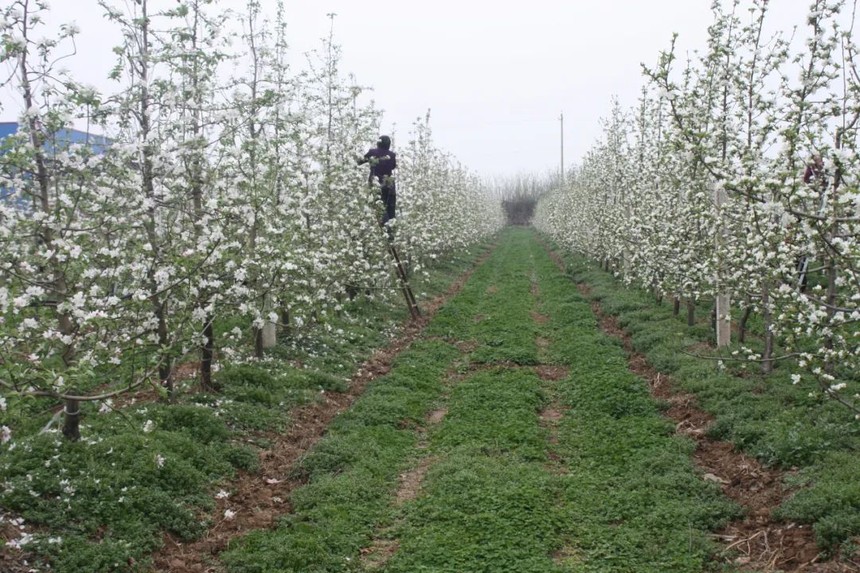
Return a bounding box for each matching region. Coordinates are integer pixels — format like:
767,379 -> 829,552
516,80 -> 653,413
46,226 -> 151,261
502,196 -> 538,225
492,172 -> 561,226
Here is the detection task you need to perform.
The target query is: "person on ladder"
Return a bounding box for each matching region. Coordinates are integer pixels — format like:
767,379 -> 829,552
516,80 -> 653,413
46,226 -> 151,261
357,135 -> 397,229
795,153 -> 829,292
356,135 -> 420,318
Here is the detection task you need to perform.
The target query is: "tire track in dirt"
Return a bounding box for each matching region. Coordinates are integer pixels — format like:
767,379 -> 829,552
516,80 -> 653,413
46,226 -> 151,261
358,401 -> 448,571
536,236 -> 851,572
358,350 -> 481,570
529,244 -> 579,566
529,263 -> 570,467
358,359 -> 570,571
152,245 -> 497,573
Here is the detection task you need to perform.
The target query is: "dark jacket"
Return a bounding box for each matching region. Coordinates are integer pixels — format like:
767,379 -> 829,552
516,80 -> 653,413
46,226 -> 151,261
359,147 -> 396,189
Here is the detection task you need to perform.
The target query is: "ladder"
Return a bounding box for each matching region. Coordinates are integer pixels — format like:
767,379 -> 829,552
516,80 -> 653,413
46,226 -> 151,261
364,173 -> 420,319
387,241 -> 421,320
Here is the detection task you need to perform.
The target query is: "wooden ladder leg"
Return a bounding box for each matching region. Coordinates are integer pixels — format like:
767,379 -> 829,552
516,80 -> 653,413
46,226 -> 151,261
388,244 -> 421,319
391,247 -> 420,312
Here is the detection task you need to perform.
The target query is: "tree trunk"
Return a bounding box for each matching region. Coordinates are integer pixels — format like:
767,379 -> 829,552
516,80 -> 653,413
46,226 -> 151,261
761,282 -> 774,374
156,300 -> 174,397
824,258 -> 838,375
673,297 -> 680,317
686,299 -> 696,327
62,396 -> 80,442
254,327 -> 264,359
281,307 -> 292,340
20,13 -> 79,437
738,303 -> 752,344
201,317 -> 215,391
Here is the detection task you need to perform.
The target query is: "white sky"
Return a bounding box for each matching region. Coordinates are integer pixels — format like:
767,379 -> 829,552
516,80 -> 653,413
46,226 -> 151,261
1,1 -> 826,179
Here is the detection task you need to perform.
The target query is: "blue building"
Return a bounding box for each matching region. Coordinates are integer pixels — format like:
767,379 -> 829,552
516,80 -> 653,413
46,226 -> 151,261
0,122 -> 112,156
0,122 -> 113,206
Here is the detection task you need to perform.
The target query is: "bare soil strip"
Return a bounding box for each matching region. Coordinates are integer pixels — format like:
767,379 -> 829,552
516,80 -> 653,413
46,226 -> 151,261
359,538 -> 399,571
539,398 -> 568,458
534,365 -> 569,382
152,246 -> 496,573
395,455 -> 438,506
530,310 -> 550,324
426,408 -> 448,425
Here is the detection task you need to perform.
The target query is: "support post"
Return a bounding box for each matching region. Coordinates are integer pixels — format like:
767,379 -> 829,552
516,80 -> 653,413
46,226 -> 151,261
714,184 -> 731,347
559,112 -> 565,185
261,294 -> 277,349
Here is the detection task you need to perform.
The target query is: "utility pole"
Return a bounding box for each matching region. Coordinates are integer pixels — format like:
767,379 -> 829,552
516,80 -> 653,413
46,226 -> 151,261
559,112 -> 565,185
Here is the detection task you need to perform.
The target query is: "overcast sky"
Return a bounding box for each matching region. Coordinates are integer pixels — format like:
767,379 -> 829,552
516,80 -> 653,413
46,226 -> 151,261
2,1 -> 825,179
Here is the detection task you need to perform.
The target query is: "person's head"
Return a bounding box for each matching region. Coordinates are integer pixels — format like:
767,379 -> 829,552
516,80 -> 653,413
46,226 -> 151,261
812,153 -> 823,168
377,135 -> 391,150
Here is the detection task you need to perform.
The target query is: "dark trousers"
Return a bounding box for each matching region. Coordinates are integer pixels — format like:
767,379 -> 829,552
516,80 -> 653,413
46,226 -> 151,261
381,186 -> 396,224
796,255 -> 809,292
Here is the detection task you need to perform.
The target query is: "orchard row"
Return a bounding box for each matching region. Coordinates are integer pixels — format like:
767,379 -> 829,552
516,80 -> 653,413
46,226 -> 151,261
0,0 -> 503,439
536,0 -> 860,412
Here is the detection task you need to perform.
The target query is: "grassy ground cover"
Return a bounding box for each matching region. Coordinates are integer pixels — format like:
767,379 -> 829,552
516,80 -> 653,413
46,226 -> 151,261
222,228 -> 738,572
532,238 -> 739,572
10,227 -> 846,572
561,244 -> 860,558
221,231 -> 546,572
0,245 -> 485,573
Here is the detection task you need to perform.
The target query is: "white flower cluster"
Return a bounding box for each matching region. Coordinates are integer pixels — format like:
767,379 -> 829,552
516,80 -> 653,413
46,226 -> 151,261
535,0 -> 860,410
3,516 -> 33,550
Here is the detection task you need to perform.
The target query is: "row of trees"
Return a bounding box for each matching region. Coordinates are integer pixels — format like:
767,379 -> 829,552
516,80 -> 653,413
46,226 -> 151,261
535,0 -> 860,413
0,0 -> 503,440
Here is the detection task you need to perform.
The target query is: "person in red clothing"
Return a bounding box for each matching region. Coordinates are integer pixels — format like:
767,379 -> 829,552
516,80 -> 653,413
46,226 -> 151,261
357,135 -> 397,225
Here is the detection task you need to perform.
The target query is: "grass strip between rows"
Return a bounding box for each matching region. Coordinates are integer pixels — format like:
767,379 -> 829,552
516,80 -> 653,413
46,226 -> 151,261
561,245 -> 860,556
382,366 -> 562,573
531,231 -> 740,573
